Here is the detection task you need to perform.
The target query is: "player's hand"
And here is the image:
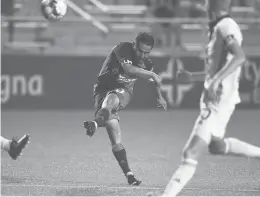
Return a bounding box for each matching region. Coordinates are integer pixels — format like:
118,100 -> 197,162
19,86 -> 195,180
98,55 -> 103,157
177,68 -> 193,82
157,96 -> 167,110
152,73 -> 162,87
206,80 -> 222,103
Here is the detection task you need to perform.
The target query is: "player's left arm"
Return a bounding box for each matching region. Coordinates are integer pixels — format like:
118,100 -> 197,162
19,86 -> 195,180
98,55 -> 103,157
211,25 -> 246,83
151,77 -> 167,110
151,76 -> 163,100
147,64 -> 167,110
212,37 -> 246,83
147,65 -> 160,96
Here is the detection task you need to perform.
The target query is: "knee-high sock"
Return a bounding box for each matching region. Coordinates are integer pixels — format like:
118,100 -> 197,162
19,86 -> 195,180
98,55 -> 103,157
162,159 -> 197,197
112,143 -> 131,175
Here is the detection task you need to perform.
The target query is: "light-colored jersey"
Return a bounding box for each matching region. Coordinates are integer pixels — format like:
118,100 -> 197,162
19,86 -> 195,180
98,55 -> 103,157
204,17 -> 243,107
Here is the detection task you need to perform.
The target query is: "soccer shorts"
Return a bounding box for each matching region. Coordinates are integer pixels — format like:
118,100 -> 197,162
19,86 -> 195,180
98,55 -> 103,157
188,103 -> 236,145
94,88 -> 132,123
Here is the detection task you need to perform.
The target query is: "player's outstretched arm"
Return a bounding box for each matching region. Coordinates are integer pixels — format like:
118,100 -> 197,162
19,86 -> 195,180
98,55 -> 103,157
177,68 -> 206,83
191,72 -> 206,82
211,37 -> 246,83
155,85 -> 167,110
149,78 -> 167,110
122,63 -> 161,84
206,30 -> 246,102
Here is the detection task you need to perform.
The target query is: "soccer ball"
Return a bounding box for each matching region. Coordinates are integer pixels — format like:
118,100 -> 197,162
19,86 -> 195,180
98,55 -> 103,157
41,0 -> 67,21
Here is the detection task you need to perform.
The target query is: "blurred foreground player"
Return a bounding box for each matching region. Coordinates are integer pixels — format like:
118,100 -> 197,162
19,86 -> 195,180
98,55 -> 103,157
84,32 -> 167,185
1,134 -> 30,160
154,0 -> 260,196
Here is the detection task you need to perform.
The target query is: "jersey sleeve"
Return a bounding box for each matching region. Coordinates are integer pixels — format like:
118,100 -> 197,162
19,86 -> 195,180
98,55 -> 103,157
218,18 -> 243,46
114,43 -> 134,65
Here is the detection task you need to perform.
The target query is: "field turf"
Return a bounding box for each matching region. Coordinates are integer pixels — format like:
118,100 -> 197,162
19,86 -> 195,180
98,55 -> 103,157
1,110 -> 260,196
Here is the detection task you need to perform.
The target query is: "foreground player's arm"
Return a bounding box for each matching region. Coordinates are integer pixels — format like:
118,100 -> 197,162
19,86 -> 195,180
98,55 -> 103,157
190,72 -> 206,82
211,37 -> 245,83
211,20 -> 246,84
178,69 -> 206,83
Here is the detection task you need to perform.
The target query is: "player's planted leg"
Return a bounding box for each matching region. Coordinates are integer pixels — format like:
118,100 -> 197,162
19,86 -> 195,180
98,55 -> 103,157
209,137 -> 260,160
162,135 -> 208,197
84,93 -> 119,137
106,119 -> 141,186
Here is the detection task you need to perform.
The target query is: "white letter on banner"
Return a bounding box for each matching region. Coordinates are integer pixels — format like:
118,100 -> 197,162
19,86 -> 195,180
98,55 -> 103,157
12,75 -> 27,95
28,75 -> 44,96
1,75 -> 10,103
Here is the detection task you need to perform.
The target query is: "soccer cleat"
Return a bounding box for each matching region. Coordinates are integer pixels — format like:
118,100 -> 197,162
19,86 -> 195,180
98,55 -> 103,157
84,121 -> 98,137
126,172 -> 142,186
8,134 -> 30,160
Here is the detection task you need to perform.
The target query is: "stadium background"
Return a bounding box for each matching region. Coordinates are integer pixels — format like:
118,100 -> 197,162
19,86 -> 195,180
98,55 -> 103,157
1,0 -> 260,196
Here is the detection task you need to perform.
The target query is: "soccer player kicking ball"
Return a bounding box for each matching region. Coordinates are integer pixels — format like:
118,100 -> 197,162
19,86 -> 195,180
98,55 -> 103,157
1,134 -> 30,160
83,32 -> 167,185
154,0 -> 260,196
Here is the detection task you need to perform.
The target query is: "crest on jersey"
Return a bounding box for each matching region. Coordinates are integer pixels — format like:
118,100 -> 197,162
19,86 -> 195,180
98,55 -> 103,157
118,74 -> 137,83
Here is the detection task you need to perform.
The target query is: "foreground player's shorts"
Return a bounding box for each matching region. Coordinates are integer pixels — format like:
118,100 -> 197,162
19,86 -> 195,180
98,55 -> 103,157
94,88 -> 132,123
188,103 -> 236,144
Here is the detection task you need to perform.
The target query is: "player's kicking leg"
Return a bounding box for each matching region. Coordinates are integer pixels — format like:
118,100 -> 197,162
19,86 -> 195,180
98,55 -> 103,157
1,134 -> 30,160
84,90 -> 141,185
84,91 -> 116,137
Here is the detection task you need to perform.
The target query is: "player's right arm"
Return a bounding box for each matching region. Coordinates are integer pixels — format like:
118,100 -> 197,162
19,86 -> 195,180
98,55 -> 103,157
191,72 -> 206,81
122,62 -> 161,83
177,69 -> 206,83
114,43 -> 162,86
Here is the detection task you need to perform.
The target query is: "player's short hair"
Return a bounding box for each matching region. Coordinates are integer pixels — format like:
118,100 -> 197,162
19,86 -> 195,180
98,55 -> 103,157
135,32 -> 155,49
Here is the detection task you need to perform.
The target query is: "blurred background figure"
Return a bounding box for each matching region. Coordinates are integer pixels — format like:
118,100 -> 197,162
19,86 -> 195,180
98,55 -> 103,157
1,0 -> 15,43
149,0 -> 181,48
188,0 -> 204,18
254,0 -> 260,15
1,0 -> 259,53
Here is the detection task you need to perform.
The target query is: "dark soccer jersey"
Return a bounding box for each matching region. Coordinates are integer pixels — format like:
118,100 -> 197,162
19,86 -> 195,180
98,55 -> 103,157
95,42 -> 153,93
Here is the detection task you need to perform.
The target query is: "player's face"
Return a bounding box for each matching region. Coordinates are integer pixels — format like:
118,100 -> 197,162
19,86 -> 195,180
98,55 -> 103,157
135,43 -> 152,60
